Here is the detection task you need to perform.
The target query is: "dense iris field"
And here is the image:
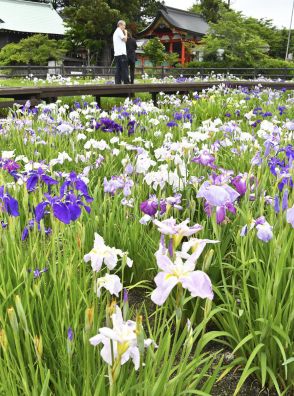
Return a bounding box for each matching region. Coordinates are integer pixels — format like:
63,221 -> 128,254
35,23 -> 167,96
0,84 -> 293,395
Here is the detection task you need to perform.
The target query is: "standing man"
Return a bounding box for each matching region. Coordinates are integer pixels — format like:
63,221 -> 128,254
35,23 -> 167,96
113,20 -> 129,84
126,32 -> 137,84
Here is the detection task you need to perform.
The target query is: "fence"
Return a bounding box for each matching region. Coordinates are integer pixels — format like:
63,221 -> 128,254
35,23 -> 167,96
0,65 -> 294,80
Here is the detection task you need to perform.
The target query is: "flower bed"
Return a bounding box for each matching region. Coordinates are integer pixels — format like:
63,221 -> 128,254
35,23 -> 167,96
0,85 -> 293,395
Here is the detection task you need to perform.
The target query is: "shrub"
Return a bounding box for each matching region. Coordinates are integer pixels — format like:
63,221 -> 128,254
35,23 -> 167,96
0,34 -> 66,65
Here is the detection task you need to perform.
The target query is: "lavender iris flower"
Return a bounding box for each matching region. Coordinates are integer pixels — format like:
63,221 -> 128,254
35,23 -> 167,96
197,180 -> 239,224
251,151 -> 262,166
241,216 -> 273,242
103,175 -> 133,197
192,151 -> 217,169
255,217 -> 273,242
286,205 -> 294,227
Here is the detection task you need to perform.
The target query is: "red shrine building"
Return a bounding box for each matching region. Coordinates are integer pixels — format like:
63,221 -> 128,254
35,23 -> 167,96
137,5 -> 209,66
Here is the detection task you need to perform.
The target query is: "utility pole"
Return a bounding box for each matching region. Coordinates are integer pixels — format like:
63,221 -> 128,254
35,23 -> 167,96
228,0 -> 231,6
285,0 -> 294,60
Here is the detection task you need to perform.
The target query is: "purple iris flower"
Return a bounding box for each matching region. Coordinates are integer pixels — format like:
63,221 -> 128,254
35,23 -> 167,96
60,172 -> 92,202
1,220 -> 8,228
280,145 -> 294,162
0,186 -> 19,217
26,168 -> 58,192
22,218 -> 52,241
95,118 -> 123,133
123,288 -> 128,304
282,189 -> 289,211
2,159 -> 20,173
127,120 -> 136,136
166,121 -> 178,127
174,112 -> 183,121
140,195 -> 166,216
253,107 -> 263,115
262,111 -> 272,117
34,191 -> 91,226
67,327 -> 74,341
192,151 -> 216,169
28,267 -> 48,279
268,146 -> 293,191
231,174 -> 247,196
140,197 -> 158,216
274,195 -> 280,213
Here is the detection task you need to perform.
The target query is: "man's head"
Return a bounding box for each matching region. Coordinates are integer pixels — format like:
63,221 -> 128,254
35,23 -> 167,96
117,20 -> 126,31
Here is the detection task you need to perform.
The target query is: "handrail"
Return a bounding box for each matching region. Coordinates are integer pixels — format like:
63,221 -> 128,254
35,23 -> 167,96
0,65 -> 294,80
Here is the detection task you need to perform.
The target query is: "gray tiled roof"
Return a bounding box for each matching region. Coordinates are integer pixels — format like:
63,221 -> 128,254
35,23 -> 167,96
139,5 -> 209,36
0,0 -> 65,35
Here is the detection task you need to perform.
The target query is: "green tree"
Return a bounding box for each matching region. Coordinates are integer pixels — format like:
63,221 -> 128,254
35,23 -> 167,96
202,7 -> 269,65
190,0 -> 226,23
242,17 -> 289,59
143,37 -> 166,66
63,0 -> 119,63
0,34 -> 66,65
63,0 -> 164,64
164,52 -> 179,66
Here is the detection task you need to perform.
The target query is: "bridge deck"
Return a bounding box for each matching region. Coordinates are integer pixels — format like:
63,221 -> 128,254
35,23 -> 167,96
0,81 -> 293,109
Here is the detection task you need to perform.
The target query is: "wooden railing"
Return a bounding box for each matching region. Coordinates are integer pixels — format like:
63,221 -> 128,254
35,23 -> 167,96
0,65 -> 294,80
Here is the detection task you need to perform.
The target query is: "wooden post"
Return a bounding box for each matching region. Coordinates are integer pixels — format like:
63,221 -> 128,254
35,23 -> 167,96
169,40 -> 173,53
95,96 -> 101,108
151,92 -> 157,106
181,40 -> 185,65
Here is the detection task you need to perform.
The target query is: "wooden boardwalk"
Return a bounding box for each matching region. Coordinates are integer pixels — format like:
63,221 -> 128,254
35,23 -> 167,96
0,80 -> 294,109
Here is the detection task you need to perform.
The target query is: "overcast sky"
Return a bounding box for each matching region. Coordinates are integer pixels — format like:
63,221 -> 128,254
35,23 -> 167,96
165,0 -> 294,29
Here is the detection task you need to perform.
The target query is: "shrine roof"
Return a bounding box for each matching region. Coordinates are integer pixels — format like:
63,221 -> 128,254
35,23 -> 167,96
0,0 -> 65,35
138,5 -> 209,37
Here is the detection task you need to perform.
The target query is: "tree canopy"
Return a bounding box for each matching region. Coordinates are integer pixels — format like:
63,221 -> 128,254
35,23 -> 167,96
190,0 -> 227,23
0,34 -> 66,65
189,0 -> 294,63
62,0 -> 163,63
202,7 -> 269,65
